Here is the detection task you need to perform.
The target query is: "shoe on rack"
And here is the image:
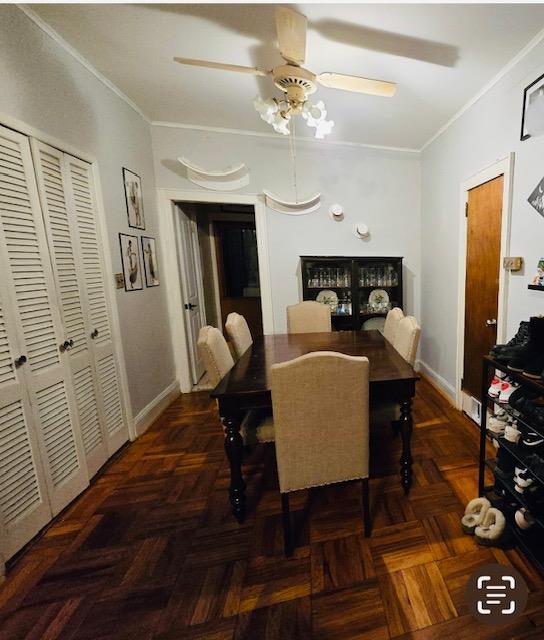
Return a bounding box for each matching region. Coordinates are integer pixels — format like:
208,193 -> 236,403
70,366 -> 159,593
491,321 -> 530,357
514,466 -> 534,493
498,379 -> 520,404
504,424 -> 522,444
488,415 -> 511,435
461,497 -> 491,534
496,444 -> 516,477
515,507 -> 535,530
507,317 -> 544,371
523,352 -> 544,379
475,508 -> 506,546
525,453 -> 544,477
508,386 -> 541,410
521,430 -> 544,451
488,371 -> 506,397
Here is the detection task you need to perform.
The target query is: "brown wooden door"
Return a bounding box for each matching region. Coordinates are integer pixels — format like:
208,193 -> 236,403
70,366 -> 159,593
463,175 -> 503,398
214,221 -> 263,337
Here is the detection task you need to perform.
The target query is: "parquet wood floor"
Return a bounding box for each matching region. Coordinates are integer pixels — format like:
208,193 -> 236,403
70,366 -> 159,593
1,378 -> 544,639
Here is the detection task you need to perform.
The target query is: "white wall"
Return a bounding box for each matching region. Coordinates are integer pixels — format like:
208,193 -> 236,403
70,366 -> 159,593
421,38 -> 544,397
0,6 -> 176,417
152,126 -> 421,333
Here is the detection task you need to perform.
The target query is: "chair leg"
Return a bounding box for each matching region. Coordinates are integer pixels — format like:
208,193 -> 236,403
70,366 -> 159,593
281,493 -> 294,557
361,478 -> 371,537
391,419 -> 400,436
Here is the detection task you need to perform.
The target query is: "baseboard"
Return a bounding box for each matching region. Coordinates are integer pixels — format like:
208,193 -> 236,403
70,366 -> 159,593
418,360 -> 456,404
132,380 -> 180,438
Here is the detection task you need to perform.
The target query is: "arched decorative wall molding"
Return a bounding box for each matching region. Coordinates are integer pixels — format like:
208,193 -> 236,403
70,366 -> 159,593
262,190 -> 321,215
177,157 -> 249,191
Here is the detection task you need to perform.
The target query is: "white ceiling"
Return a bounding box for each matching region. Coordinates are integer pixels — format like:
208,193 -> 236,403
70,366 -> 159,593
31,3 -> 544,149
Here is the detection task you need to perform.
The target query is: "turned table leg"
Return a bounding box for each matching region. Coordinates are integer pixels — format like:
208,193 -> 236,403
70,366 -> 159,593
222,414 -> 246,523
399,399 -> 414,494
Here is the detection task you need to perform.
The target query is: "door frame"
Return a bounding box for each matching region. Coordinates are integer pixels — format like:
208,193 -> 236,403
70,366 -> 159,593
157,189 -> 274,393
455,153 -> 515,410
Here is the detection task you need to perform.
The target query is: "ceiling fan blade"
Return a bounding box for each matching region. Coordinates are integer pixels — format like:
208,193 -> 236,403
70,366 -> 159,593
318,72 -> 397,97
174,57 -> 270,77
275,6 -> 307,66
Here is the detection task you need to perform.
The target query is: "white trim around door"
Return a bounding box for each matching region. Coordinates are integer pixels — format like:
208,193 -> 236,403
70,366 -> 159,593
455,153 -> 515,410
157,188 -> 274,394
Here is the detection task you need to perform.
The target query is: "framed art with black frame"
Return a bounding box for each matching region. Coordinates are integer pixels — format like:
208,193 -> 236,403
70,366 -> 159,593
119,233 -> 143,291
123,167 -> 145,229
521,72 -> 544,141
141,236 -> 160,287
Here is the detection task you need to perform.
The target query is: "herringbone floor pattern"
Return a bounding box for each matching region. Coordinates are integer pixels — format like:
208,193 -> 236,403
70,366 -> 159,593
1,379 -> 543,639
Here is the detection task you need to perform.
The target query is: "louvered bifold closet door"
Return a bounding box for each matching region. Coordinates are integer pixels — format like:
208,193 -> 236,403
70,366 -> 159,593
0,125 -> 88,527
0,220 -> 51,559
64,155 -> 128,456
32,141 -> 109,478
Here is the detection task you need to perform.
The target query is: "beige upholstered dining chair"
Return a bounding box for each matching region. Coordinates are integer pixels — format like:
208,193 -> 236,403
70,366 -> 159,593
394,316 -> 421,367
286,301 -> 332,334
383,307 -> 404,344
197,326 -> 234,388
198,325 -> 274,445
270,351 -> 371,556
225,312 -> 253,359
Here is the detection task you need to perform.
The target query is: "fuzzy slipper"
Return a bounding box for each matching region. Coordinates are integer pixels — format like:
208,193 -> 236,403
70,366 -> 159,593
475,507 -> 506,546
461,497 -> 491,534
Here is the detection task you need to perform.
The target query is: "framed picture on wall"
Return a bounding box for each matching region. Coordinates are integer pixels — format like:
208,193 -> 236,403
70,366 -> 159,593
123,167 -> 145,229
141,236 -> 159,287
119,233 -> 143,291
521,72 -> 544,141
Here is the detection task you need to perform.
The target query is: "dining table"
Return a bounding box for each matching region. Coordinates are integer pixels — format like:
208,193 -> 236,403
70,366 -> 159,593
211,329 -> 419,523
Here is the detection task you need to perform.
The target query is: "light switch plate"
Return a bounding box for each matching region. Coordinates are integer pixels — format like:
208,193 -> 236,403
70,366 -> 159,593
115,273 -> 125,289
503,257 -> 523,271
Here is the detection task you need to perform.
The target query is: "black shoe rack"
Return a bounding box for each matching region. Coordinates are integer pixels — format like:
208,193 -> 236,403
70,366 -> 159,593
479,355 -> 544,574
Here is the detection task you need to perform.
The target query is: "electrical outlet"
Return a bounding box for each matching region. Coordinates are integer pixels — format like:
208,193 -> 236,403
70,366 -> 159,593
503,257 -> 523,271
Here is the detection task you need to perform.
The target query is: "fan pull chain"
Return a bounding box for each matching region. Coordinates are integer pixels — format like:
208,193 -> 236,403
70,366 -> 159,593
289,118 -> 299,204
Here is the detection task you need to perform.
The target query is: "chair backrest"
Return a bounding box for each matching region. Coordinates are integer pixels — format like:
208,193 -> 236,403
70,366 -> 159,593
225,312 -> 253,359
197,326 -> 234,387
286,301 -> 332,334
270,351 -> 369,493
383,307 -> 404,344
394,315 -> 420,367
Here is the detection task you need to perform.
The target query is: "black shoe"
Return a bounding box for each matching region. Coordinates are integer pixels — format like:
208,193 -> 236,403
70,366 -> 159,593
507,317 -> 544,369
521,431 -> 544,453
524,352 -> 544,378
491,321 -> 530,356
496,443 -> 516,476
508,387 -> 540,410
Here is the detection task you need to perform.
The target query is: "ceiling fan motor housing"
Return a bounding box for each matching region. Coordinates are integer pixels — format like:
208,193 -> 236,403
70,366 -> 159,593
273,65 -> 317,112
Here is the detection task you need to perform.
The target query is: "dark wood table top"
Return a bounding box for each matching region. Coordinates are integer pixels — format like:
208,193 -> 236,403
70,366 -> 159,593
211,330 -> 419,400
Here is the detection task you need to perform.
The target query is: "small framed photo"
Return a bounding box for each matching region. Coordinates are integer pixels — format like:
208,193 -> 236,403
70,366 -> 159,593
123,167 -> 145,229
521,72 -> 544,141
141,236 -> 159,287
119,233 -> 143,291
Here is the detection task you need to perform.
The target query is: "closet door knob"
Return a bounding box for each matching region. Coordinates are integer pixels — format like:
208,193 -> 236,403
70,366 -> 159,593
485,319 -> 497,327
59,340 -> 74,352
90,329 -> 99,339
14,355 -> 27,368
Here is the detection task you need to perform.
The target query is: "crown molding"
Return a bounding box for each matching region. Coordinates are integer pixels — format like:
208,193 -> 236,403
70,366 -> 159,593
151,120 -> 420,154
420,25 -> 544,152
17,4 -> 150,123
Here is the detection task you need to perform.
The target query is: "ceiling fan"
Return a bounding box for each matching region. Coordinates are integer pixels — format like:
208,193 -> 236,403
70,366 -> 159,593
174,6 -> 397,138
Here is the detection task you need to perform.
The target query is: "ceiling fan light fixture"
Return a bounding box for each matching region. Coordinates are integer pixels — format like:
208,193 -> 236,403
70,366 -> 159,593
254,95 -> 279,124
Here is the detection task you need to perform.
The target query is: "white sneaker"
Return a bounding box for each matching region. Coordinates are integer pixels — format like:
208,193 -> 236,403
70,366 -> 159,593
488,372 -> 504,398
498,379 -> 519,404
515,508 -> 535,530
504,424 -> 521,443
488,415 -> 510,434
